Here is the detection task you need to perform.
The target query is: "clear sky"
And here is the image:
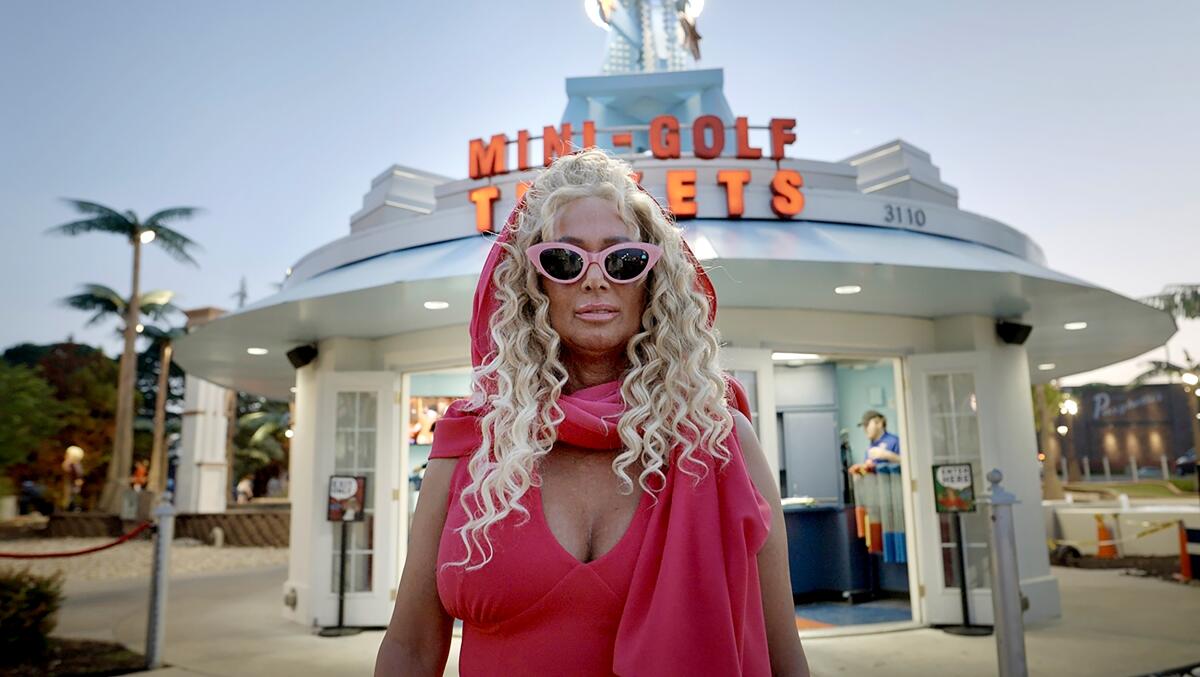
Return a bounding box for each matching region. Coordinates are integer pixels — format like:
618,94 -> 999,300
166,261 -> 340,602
2,1 -> 1198,360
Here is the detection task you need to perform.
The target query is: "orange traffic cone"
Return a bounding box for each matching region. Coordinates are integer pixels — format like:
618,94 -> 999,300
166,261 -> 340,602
1095,514 -> 1118,559
1179,521 -> 1193,581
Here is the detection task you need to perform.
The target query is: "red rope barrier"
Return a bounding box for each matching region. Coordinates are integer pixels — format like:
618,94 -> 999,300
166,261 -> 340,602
0,521 -> 154,559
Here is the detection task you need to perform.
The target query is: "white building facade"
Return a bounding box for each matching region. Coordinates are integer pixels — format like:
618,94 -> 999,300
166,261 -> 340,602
174,67 -> 1175,633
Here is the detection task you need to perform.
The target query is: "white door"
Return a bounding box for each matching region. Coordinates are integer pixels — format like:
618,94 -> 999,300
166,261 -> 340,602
905,352 -> 996,626
320,372 -> 400,626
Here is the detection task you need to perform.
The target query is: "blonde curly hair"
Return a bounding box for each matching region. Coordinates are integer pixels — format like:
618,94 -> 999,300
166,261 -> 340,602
446,148 -> 734,571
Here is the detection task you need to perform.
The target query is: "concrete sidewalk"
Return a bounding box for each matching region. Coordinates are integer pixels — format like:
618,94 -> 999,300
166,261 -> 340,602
57,565 -> 1199,676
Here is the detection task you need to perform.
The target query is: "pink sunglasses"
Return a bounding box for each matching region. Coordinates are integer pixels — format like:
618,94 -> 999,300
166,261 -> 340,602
525,241 -> 663,285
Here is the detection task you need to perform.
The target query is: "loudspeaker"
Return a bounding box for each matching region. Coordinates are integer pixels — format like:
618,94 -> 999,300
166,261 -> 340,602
286,343 -> 319,369
995,321 -> 1032,345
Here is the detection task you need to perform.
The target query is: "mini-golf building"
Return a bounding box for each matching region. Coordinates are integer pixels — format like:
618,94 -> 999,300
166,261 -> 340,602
173,66 -> 1176,633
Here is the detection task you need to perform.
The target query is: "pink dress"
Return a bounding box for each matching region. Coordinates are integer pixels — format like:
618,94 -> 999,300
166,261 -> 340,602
436,456 -> 656,676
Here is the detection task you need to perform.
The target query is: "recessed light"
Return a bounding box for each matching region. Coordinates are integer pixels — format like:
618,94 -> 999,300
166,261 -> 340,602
834,285 -> 862,295
289,386 -> 297,393
1037,363 -> 1056,371
247,347 -> 269,355
772,352 -> 820,361
1064,321 -> 1088,331
284,429 -> 294,439
423,301 -> 450,310
285,267 -> 293,277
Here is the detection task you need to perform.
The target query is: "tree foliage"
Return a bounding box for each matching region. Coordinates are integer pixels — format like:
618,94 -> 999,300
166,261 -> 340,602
0,363 -> 65,471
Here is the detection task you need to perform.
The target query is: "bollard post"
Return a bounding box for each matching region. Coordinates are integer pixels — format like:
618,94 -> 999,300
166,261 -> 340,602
146,498 -> 175,669
986,469 -> 1027,677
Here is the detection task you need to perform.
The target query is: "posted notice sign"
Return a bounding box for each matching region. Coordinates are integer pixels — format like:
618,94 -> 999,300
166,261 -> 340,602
327,475 -> 367,522
933,463 -> 976,513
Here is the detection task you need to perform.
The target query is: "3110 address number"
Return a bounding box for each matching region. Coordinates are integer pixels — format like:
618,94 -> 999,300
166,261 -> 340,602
884,204 -> 926,227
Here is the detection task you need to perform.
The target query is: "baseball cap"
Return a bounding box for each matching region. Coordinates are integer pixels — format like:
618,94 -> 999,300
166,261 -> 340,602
858,410 -> 886,427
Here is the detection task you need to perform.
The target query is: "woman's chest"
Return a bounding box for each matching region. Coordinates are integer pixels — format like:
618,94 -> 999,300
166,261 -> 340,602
435,451 -> 652,628
537,445 -> 645,565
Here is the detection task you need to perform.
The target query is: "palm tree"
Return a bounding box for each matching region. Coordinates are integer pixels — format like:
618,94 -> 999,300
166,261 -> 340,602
64,284 -> 179,328
140,323 -> 186,495
49,200 -> 200,513
1141,284 -> 1200,318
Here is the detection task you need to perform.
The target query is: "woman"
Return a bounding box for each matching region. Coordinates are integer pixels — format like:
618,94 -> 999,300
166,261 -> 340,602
376,149 -> 808,676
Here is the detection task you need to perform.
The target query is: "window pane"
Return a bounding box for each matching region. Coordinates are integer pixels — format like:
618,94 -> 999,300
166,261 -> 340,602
335,432 -> 354,470
337,393 -> 357,429
359,392 -> 377,431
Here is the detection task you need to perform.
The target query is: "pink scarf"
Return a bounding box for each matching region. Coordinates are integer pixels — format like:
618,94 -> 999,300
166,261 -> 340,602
431,191 -> 772,676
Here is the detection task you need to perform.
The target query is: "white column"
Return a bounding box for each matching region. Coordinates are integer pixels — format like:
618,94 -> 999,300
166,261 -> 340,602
177,376 -> 230,513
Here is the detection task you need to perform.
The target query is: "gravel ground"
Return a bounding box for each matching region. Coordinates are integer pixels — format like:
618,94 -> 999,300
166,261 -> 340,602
0,537 -> 288,583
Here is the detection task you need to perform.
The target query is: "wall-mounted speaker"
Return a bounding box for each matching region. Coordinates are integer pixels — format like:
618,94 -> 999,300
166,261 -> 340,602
286,343 -> 318,369
995,321 -> 1033,345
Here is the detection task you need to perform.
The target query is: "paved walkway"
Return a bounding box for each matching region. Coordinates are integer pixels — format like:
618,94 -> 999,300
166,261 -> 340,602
55,565 -> 1199,676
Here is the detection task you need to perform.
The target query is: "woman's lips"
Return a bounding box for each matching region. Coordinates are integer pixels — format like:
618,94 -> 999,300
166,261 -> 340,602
575,303 -> 619,322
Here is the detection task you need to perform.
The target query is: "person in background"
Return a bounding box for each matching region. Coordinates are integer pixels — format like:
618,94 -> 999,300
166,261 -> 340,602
130,459 -> 149,491
236,474 -> 254,504
849,410 -> 901,474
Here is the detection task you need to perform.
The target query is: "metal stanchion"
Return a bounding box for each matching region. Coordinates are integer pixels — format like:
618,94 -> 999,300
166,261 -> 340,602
145,498 -> 176,669
986,469 -> 1027,677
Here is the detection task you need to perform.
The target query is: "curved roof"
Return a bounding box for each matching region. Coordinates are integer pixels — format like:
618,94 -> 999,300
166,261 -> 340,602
174,220 -> 1175,399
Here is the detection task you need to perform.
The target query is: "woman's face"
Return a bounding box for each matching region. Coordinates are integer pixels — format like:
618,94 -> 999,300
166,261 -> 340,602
541,196 -> 648,358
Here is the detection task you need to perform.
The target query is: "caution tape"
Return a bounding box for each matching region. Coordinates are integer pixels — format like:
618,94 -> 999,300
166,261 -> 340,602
1048,519 -> 1179,549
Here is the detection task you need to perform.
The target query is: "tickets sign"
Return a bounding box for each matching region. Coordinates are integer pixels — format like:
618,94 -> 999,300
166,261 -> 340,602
327,475 -> 367,522
933,463 -> 976,513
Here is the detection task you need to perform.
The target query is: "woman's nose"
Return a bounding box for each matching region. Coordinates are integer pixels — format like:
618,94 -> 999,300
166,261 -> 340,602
580,261 -> 609,291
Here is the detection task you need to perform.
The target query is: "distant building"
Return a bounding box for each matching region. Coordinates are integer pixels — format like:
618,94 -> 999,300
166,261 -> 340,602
1059,384 -> 1196,478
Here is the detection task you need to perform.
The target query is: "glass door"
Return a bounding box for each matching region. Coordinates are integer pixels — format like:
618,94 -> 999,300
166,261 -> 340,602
906,352 -> 995,626
321,372 -> 399,626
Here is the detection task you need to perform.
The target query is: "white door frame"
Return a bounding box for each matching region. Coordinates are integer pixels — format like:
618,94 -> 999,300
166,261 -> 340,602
904,351 -> 997,626
720,347 -> 779,489
316,371 -> 401,627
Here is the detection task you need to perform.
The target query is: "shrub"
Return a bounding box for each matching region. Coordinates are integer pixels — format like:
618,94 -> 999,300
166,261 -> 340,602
0,567 -> 64,664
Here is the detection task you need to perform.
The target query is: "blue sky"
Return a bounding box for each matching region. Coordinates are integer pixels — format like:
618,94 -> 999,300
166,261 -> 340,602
2,1 -> 1197,354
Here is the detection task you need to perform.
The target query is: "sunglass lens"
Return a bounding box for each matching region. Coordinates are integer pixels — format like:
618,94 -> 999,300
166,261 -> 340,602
539,248 -> 584,281
604,248 -> 650,281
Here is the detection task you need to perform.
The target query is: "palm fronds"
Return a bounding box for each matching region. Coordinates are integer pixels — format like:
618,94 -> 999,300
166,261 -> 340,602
1140,284 -> 1200,319
62,283 -> 125,326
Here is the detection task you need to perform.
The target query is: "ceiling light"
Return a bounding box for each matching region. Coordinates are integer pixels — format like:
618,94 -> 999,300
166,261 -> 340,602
834,285 -> 862,295
246,347 -> 269,355
423,301 -> 450,310
135,323 -> 144,333
772,352 -> 820,361
284,429 -> 294,439
1064,321 -> 1088,331
1037,363 -> 1056,371
1182,373 -> 1199,386
139,230 -> 156,244
1056,425 -> 1068,436
285,267 -> 293,277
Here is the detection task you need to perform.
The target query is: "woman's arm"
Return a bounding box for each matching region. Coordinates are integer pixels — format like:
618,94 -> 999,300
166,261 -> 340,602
374,458 -> 459,677
733,410 -> 811,677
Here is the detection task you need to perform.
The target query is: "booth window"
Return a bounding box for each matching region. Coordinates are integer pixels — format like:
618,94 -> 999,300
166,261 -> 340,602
926,372 -> 990,590
332,391 -> 376,593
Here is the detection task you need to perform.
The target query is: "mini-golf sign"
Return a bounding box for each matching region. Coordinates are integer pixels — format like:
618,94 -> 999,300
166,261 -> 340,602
327,475 -> 366,522
933,463 -> 976,513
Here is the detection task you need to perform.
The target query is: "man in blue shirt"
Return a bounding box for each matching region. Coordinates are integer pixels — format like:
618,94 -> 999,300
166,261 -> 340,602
859,409 -> 901,469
